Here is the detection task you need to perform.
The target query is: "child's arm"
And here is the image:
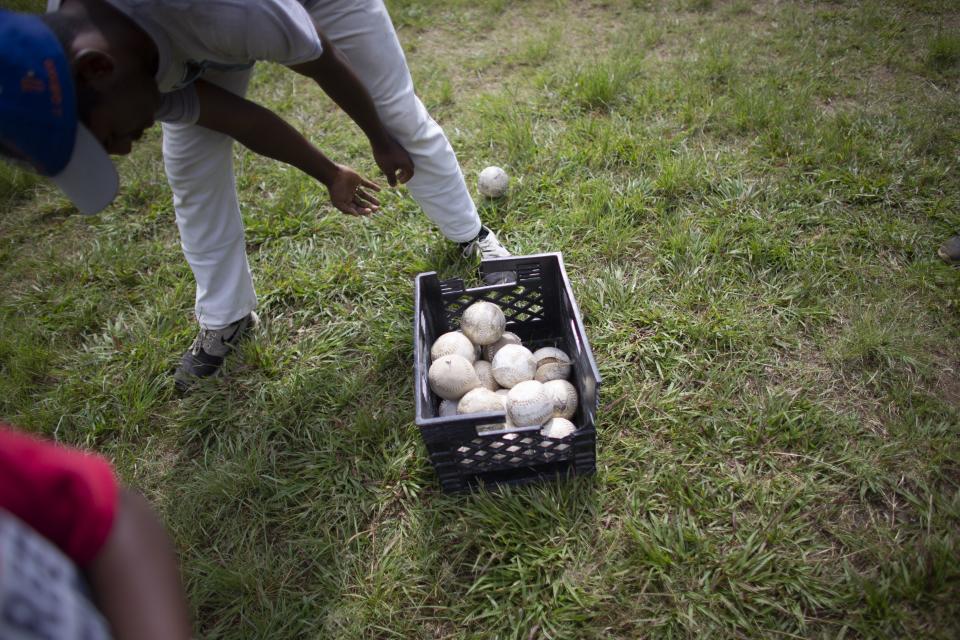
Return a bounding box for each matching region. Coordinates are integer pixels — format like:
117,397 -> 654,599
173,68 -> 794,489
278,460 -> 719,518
193,80 -> 381,216
287,30 -> 415,187
0,427 -> 193,640
87,489 -> 193,640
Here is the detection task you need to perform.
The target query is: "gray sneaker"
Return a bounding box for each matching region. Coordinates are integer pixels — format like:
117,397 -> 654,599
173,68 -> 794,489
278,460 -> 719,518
460,226 -> 515,285
937,234 -> 960,266
173,312 -> 259,394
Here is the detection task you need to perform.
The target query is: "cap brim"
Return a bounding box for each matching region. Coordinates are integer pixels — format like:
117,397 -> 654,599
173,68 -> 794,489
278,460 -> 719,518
50,124 -> 119,215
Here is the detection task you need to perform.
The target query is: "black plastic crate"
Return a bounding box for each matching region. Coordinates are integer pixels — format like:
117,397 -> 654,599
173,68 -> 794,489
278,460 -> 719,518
414,252 -> 601,492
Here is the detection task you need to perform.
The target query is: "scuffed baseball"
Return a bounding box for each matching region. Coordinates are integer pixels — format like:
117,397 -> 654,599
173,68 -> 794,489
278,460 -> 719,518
482,331 -> 522,362
533,347 -> 572,382
457,388 -> 505,414
431,331 -> 477,363
540,417 -> 576,439
473,360 -> 499,391
543,379 -> 578,420
478,166 -> 509,198
491,344 -> 537,388
429,354 -> 481,401
506,380 -> 553,428
460,301 -> 506,346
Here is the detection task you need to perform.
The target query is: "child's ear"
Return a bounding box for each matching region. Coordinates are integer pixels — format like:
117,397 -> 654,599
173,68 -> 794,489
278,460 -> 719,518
73,49 -> 116,88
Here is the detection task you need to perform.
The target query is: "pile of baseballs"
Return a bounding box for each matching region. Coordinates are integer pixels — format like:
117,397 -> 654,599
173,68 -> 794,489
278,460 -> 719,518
427,300 -> 578,439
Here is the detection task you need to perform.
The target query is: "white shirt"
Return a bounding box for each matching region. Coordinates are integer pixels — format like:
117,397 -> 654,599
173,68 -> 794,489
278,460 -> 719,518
48,0 -> 324,123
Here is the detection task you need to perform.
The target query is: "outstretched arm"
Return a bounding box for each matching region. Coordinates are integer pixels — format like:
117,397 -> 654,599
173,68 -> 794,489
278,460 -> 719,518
87,489 -> 193,640
288,30 -> 414,187
193,80 -> 381,216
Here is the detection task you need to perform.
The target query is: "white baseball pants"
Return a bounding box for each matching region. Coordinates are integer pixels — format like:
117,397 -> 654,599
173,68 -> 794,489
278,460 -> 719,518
162,0 -> 480,330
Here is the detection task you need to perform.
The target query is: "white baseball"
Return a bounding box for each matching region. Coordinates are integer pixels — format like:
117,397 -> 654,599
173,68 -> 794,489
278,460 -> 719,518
478,166 -> 509,198
483,331 -> 522,362
439,399 -> 458,417
533,347 -> 572,382
506,380 -> 554,427
540,417 -> 576,439
460,301 -> 506,346
431,331 -> 477,363
428,354 -> 481,401
491,344 -> 537,388
457,388 -> 505,414
543,379 -> 578,420
473,360 -> 499,391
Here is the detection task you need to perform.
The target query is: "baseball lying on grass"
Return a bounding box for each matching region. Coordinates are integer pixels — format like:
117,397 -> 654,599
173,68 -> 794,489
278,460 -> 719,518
483,331 -> 522,362
429,354 -> 481,401
532,346 -> 572,382
461,301 -> 506,346
491,344 -> 537,388
540,417 -> 576,439
431,331 -> 477,363
506,380 -> 554,428
478,166 -> 509,198
543,379 -> 578,420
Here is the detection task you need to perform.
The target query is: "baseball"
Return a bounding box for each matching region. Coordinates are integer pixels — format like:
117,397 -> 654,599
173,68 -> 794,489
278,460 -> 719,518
543,379 -> 578,420
533,347 -> 572,382
540,417 -> 576,439
428,354 -> 481,401
506,380 -> 554,427
460,301 -> 506,346
473,360 -> 499,391
457,387 -> 505,415
483,331 -> 522,362
431,331 -> 477,363
491,344 -> 537,388
478,166 -> 509,198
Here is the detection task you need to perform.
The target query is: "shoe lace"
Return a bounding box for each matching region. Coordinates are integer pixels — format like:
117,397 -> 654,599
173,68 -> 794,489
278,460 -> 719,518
190,328 -> 210,356
476,232 -> 508,259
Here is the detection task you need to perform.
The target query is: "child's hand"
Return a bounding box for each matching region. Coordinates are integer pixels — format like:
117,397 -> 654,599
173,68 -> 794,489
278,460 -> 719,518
327,165 -> 381,216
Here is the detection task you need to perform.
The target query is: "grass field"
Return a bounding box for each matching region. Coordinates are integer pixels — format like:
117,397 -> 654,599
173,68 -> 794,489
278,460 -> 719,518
2,0 -> 960,637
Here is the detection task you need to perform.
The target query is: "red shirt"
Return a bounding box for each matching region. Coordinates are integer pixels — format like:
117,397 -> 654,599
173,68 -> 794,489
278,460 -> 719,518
0,425 -> 118,567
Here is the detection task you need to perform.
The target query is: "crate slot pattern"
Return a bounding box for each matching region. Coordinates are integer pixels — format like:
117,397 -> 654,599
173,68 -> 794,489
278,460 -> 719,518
444,287 -> 546,330
454,432 -> 575,471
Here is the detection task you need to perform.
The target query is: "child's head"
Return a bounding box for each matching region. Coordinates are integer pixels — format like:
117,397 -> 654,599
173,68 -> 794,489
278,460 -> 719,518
0,6 -> 160,213
42,7 -> 160,156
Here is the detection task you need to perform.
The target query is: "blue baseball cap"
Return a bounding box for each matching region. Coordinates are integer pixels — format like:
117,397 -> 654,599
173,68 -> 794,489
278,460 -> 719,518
0,9 -> 118,214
